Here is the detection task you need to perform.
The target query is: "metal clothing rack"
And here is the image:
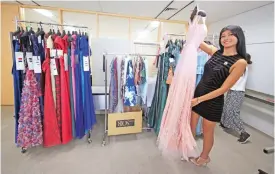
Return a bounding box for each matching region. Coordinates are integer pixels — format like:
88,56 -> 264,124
12,19 -> 93,153
102,52 -> 158,146
133,41 -> 160,46
166,33 -> 186,37
16,20 -> 88,29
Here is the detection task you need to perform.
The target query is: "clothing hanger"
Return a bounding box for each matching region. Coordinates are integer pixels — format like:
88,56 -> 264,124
57,26 -> 61,36
29,24 -> 35,35
21,25 -> 29,37
12,26 -> 21,36
52,25 -> 56,35
61,29 -> 66,38
48,24 -> 53,35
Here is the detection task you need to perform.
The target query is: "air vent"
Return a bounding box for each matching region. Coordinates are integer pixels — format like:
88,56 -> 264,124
165,7 -> 178,11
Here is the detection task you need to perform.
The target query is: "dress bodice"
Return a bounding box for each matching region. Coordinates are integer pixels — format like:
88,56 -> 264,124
185,16 -> 207,48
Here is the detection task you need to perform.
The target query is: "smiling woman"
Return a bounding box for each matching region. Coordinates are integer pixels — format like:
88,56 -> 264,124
190,25 -> 248,165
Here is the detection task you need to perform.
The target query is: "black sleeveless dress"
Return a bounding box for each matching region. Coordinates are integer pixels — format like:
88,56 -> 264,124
192,50 -> 241,122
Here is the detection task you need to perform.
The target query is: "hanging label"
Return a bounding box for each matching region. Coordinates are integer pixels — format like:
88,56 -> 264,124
64,53 -> 68,71
50,49 -> 57,57
57,50 -> 63,57
83,56 -> 89,71
33,56 -> 42,73
50,59 -> 58,75
38,35 -> 42,44
15,52 -> 25,70
26,52 -> 34,70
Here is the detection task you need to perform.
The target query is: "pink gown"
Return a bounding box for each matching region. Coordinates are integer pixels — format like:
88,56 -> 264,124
157,15 -> 207,160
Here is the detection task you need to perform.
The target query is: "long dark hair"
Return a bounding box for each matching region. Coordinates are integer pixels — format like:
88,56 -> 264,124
219,25 -> 247,61
246,53 -> 252,64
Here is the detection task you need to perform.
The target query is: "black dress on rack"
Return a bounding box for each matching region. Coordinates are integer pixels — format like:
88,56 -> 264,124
192,50 -> 242,122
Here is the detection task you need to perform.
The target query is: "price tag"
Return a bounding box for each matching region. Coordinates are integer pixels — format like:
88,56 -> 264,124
64,53 -> 68,71
38,35 -> 42,44
50,59 -> 58,75
83,56 -> 90,71
15,52 -> 25,70
57,50 -> 63,57
26,52 -> 34,70
33,56 -> 42,73
50,49 -> 57,57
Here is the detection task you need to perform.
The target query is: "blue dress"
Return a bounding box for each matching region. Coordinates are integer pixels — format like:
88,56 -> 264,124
79,36 -> 96,133
74,35 -> 85,139
12,40 -> 24,143
124,60 -> 137,106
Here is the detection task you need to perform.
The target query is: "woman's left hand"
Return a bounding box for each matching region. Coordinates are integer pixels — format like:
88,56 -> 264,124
191,98 -> 199,107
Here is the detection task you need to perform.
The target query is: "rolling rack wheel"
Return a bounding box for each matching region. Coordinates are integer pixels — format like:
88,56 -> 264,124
102,141 -> 106,147
21,147 -> 27,154
87,130 -> 92,144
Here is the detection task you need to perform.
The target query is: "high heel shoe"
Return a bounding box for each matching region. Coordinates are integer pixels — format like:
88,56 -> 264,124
190,156 -> 211,166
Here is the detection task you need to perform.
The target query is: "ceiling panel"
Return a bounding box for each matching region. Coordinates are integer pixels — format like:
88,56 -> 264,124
99,1 -> 169,18
171,1 -> 273,23
157,0 -> 191,20
38,1 -> 102,12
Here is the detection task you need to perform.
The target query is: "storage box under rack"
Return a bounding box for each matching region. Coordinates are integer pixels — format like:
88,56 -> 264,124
108,109 -> 142,136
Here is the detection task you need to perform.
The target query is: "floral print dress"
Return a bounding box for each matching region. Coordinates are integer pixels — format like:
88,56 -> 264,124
17,69 -> 43,148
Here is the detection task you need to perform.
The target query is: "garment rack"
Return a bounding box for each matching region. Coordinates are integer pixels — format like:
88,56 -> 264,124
101,52 -> 158,146
166,33 -> 186,37
12,20 -> 92,153
133,41 -> 160,46
16,20 -> 89,29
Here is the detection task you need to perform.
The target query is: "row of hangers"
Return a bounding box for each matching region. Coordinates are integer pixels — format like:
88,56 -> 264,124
13,22 -> 89,41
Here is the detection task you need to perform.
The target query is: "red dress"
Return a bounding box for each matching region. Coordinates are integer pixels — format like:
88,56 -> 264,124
42,49 -> 61,147
54,36 -> 73,144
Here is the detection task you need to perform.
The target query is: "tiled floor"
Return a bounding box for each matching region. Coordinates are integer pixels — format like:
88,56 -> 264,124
1,106 -> 274,174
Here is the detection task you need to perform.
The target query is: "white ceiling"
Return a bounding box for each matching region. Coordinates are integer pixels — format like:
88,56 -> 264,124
6,0 -> 274,24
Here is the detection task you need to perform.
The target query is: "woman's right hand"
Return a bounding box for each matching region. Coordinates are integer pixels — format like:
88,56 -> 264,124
199,42 -> 218,56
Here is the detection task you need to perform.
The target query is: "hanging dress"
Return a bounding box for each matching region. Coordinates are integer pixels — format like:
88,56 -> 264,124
66,35 -> 76,138
42,43 -> 61,147
157,15 -> 207,160
124,59 -> 137,106
12,39 -> 24,144
17,69 -> 43,148
72,34 -> 85,138
79,35 -> 96,132
30,35 -> 44,122
54,36 -> 73,144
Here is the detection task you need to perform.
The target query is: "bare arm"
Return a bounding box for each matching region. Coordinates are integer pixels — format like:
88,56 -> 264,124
198,59 -> 247,103
199,42 -> 218,56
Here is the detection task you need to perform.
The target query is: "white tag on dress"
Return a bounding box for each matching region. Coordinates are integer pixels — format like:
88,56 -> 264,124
33,56 -> 42,73
50,49 -> 57,57
83,56 -> 89,71
57,50 -> 63,57
50,59 -> 58,75
64,53 -> 68,71
26,52 -> 34,70
38,35 -> 42,44
15,52 -> 25,70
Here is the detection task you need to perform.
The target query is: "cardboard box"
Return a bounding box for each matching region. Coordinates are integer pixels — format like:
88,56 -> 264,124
108,110 -> 142,136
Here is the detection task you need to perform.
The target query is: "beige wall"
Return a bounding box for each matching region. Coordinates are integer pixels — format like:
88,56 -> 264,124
1,3 -> 20,105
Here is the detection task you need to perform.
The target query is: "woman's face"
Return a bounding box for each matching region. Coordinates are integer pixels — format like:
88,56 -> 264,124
220,30 -> 238,48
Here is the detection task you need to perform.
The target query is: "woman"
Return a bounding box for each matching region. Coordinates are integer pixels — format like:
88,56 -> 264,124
220,53 -> 252,143
190,25 -> 250,166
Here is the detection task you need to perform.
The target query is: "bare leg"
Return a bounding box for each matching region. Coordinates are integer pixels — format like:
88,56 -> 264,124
191,111 -> 200,137
200,118 -> 216,159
